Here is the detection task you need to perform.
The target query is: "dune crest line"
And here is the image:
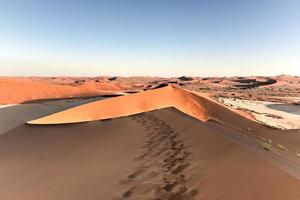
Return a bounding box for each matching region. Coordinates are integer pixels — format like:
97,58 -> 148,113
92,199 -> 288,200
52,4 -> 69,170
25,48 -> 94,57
27,85 -> 237,125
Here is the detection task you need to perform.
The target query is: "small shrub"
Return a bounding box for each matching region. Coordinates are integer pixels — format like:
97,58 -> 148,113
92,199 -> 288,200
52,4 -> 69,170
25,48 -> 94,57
276,144 -> 285,151
260,142 -> 272,151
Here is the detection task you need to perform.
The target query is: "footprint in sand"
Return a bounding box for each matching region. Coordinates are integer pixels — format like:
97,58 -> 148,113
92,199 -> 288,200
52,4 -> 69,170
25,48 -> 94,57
113,113 -> 196,200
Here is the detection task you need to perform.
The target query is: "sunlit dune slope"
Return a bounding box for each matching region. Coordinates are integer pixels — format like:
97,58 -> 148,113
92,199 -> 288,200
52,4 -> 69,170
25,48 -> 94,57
0,77 -> 124,104
27,85 -> 250,125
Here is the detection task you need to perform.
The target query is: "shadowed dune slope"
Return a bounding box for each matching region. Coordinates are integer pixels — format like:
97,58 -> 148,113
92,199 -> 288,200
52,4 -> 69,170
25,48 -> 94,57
27,85 -> 255,125
1,108 -> 300,199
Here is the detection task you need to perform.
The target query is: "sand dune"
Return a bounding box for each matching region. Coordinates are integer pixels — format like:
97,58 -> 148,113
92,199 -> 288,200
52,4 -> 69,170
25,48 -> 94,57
28,85 -> 244,125
0,77 -> 123,104
26,85 -> 300,180
0,97 -> 103,135
1,108 -> 300,199
1,75 -> 299,105
1,77 -> 300,199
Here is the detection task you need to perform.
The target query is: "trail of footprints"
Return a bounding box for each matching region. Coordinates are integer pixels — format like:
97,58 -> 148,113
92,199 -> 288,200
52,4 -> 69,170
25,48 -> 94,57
113,113 -> 198,200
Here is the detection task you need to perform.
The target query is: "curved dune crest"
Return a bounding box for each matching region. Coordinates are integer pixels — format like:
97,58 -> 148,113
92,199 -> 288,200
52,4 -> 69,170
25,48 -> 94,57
27,85 -> 239,125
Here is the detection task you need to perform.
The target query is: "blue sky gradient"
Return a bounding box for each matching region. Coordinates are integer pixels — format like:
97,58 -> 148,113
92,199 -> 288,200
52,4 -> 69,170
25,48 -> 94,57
0,0 -> 299,76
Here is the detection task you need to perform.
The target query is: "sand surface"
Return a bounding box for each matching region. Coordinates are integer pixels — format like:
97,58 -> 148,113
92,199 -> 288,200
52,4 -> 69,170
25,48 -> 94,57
27,85 -> 250,125
27,85 -> 211,124
1,108 -> 300,199
25,85 -> 300,178
1,75 -> 299,105
0,104 -> 16,109
1,76 -> 300,199
0,77 -> 124,104
0,97 -> 103,135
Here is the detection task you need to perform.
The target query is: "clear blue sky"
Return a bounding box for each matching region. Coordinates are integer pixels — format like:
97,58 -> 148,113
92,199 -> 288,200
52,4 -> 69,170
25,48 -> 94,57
0,0 -> 299,76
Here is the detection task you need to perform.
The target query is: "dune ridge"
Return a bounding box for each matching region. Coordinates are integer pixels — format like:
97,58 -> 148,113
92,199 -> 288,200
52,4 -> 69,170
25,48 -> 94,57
3,108 -> 300,199
3,85 -> 300,199
27,85 -> 238,125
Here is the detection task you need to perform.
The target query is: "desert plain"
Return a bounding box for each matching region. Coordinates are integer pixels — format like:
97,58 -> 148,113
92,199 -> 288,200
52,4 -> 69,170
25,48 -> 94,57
0,75 -> 300,199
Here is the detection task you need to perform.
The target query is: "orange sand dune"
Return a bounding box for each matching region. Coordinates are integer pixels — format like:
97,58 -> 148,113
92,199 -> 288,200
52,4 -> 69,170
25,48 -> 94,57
27,85 -> 249,125
0,77 -> 124,104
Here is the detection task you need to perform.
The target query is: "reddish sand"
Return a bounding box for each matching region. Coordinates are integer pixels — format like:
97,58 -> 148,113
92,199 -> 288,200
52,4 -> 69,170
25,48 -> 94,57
27,84 -> 300,177
0,77 -> 123,104
1,75 -> 300,199
27,85 -> 249,125
1,75 -> 299,105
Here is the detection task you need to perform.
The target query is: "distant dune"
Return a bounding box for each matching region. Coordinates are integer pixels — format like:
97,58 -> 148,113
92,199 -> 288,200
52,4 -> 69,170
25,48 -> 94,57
1,75 -> 299,105
0,77 -> 125,105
